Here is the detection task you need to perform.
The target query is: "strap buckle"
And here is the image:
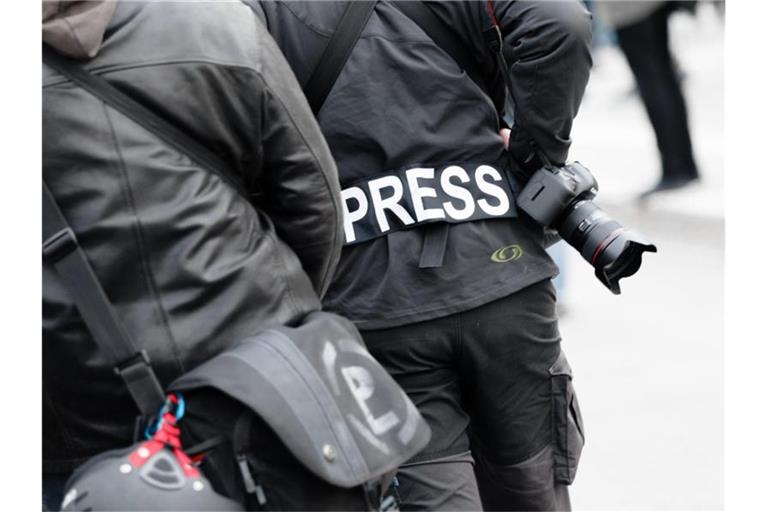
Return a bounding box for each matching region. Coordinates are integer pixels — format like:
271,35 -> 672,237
43,227 -> 78,263
114,349 -> 153,376
114,349 -> 166,417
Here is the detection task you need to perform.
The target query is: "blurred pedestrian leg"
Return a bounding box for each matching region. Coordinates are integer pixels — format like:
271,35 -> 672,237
603,2 -> 700,197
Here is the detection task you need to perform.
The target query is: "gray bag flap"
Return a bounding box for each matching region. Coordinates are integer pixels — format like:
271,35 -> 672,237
169,311 -> 430,488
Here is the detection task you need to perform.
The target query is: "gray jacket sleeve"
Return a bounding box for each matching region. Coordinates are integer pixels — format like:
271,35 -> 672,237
251,22 -> 344,298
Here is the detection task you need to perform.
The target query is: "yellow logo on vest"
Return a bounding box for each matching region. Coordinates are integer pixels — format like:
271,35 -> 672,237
490,244 -> 523,263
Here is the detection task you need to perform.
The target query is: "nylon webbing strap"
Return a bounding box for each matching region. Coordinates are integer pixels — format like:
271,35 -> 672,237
233,411 -> 268,505
42,44 -> 250,199
304,1 -> 377,114
43,184 -> 165,417
393,1 -> 491,96
418,224 -> 450,269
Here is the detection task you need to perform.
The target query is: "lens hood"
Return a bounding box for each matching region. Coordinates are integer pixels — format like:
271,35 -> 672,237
593,230 -> 657,294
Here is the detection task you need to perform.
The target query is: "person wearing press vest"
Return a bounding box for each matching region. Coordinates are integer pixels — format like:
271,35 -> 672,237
249,1 -> 592,510
42,2 -> 344,509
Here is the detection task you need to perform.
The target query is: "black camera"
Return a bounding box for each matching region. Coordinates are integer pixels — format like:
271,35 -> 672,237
516,162 -> 657,294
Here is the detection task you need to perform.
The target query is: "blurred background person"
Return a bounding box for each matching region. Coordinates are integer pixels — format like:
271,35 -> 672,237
556,2 -> 724,508
600,1 -> 700,198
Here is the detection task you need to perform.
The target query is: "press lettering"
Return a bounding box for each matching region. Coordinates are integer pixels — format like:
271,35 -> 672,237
342,186 -> 369,243
340,163 -> 516,244
441,165 -> 476,220
406,167 -> 445,222
476,165 -> 510,216
368,176 -> 416,233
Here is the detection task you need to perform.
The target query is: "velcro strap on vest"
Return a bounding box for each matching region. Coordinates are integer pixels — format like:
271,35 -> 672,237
418,224 -> 450,269
342,162 -> 518,245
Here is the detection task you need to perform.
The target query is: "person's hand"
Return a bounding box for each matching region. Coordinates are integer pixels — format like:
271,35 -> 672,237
500,128 -> 511,150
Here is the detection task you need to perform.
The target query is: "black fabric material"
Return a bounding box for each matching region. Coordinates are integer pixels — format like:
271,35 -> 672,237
43,184 -> 165,418
391,1 -> 494,101
42,474 -> 68,512
549,351 -> 584,485
304,1 -> 377,114
43,1 -> 343,472
395,451 -> 481,511
180,389 -> 376,511
250,0 -> 591,329
362,280 -> 583,509
474,444 -> 572,511
615,6 -> 699,181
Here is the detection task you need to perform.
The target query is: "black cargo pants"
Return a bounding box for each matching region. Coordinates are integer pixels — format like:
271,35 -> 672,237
362,279 -> 584,511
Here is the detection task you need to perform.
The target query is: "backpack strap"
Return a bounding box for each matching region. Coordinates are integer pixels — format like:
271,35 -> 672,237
42,183 -> 165,418
304,1 -> 378,114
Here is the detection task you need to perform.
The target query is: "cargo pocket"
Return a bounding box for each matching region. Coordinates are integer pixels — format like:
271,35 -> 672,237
549,350 -> 584,485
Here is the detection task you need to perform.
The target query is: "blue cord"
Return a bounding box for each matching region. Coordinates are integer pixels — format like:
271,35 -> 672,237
143,393 -> 185,439
175,394 -> 185,421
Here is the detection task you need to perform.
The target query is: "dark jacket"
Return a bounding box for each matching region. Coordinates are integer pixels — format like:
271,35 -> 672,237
250,1 -> 593,329
43,1 -> 342,472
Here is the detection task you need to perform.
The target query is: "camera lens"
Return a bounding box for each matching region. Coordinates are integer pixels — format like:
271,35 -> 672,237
556,200 -> 657,294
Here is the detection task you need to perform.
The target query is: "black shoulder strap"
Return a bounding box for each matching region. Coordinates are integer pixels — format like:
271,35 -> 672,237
42,44 -> 250,199
304,1 -> 377,114
43,183 -> 165,418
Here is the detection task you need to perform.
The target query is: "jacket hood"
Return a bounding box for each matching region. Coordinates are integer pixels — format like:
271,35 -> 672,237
42,1 -> 117,58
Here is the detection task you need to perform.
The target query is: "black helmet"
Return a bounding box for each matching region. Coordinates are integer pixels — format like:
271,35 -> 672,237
60,444 -> 243,511
61,394 -> 243,511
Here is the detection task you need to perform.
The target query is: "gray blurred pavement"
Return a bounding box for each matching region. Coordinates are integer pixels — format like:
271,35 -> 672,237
557,5 -> 724,510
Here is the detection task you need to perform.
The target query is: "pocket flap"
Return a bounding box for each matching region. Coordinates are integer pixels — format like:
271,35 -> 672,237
169,311 -> 430,488
548,350 -> 573,377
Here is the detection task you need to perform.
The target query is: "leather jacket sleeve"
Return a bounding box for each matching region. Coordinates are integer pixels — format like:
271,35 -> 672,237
251,27 -> 344,298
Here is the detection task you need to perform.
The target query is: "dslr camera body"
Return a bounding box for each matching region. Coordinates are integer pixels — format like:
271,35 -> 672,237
516,162 -> 657,294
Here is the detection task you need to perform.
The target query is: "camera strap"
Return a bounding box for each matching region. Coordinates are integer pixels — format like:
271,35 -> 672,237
43,183 -> 165,418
